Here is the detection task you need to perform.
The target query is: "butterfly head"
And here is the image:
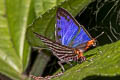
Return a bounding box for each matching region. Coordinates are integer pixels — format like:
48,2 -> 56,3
84,39 -> 96,50
86,32 -> 104,49
90,39 -> 96,47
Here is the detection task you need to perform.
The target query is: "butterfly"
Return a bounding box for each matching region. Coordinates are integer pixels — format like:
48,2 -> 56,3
34,8 -> 104,72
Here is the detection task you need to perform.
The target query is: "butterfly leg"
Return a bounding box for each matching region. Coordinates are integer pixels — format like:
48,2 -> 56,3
58,59 -> 73,72
64,58 -> 73,66
66,61 -> 73,67
58,61 -> 65,72
74,49 -> 86,63
79,56 -> 86,63
78,52 -> 86,63
30,72 -> 63,80
85,39 -> 96,50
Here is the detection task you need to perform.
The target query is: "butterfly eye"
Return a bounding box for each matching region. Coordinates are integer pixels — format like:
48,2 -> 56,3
93,42 -> 96,47
93,40 -> 97,46
91,39 -> 96,47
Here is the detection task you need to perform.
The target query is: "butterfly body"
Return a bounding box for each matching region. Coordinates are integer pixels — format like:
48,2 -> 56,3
34,8 -> 98,72
34,32 -> 95,71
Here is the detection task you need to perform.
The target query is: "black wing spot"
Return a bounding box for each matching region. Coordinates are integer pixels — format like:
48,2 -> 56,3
57,14 -> 61,20
67,18 -> 70,22
58,10 -> 70,22
57,27 -> 61,31
58,35 -> 61,39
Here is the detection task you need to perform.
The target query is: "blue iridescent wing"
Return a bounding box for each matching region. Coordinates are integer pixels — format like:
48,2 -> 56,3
56,8 -> 92,47
72,26 -> 91,47
56,8 -> 79,46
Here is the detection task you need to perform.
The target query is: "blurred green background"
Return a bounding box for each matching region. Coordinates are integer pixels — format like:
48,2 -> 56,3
0,0 -> 120,80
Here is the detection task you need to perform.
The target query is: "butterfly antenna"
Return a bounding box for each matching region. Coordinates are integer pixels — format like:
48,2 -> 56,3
95,32 -> 104,39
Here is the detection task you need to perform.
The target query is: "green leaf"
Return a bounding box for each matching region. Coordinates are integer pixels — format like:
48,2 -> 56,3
34,0 -> 65,17
53,41 -> 120,80
0,0 -> 34,79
